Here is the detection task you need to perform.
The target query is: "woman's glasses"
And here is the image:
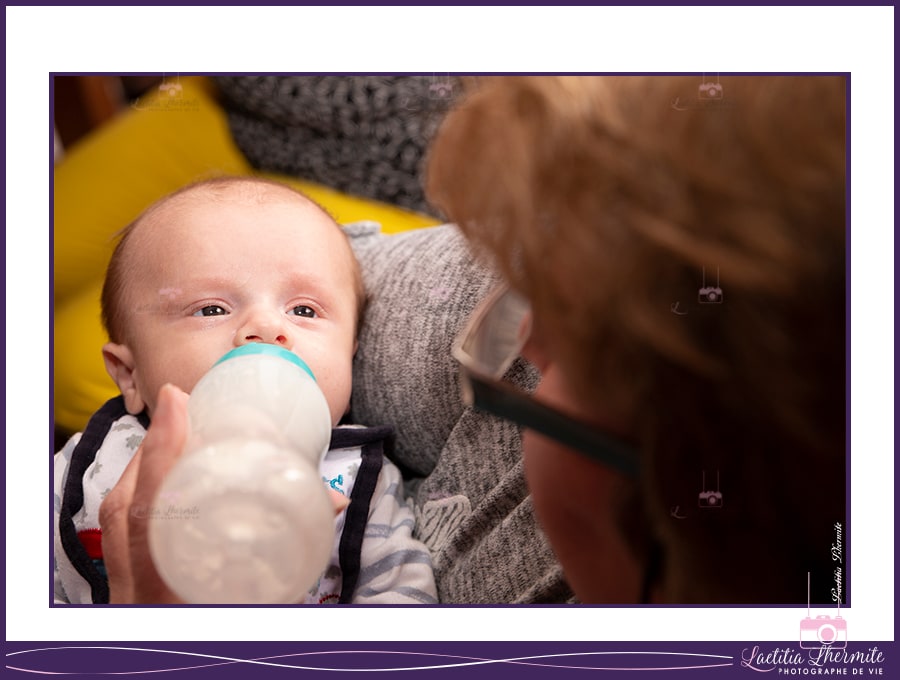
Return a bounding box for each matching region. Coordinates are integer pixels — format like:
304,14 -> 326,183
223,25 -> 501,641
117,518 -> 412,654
452,285 -> 639,478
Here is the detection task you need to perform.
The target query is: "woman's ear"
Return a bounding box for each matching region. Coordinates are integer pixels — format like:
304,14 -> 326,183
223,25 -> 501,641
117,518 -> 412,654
102,343 -> 147,415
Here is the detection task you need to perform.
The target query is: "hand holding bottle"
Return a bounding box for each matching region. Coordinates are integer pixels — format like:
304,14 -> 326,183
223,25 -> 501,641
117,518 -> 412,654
147,344 -> 336,604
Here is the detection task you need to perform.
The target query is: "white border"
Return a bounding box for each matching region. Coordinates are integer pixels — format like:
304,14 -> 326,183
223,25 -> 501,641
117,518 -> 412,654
6,6 -> 894,643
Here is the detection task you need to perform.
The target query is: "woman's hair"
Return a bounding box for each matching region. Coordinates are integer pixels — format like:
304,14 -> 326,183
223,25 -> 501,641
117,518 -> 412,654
101,176 -> 367,345
426,76 -> 846,603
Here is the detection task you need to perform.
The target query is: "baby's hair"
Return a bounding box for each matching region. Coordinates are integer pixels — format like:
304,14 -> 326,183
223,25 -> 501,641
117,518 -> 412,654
101,176 -> 366,344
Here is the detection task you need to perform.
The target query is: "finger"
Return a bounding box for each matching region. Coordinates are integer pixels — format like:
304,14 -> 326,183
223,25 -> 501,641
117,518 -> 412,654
99,446 -> 144,603
128,384 -> 190,603
328,488 -> 350,515
130,384 -> 190,509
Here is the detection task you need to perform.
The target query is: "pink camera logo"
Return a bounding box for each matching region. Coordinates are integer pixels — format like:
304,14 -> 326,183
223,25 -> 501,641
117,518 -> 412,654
698,470 -> 723,508
698,267 -> 724,304
800,572 -> 847,649
698,82 -> 723,100
800,616 -> 848,649
158,75 -> 183,98
698,73 -> 724,100
429,74 -> 454,101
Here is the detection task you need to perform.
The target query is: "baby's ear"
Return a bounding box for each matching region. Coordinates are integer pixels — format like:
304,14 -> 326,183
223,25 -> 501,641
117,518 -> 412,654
102,343 -> 146,415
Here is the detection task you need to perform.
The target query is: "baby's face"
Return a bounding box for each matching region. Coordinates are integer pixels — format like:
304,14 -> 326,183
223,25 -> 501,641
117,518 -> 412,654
110,190 -> 359,426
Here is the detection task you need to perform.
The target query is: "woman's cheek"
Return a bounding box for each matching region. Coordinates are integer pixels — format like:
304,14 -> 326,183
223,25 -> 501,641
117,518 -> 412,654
522,428 -> 644,604
522,430 -> 586,557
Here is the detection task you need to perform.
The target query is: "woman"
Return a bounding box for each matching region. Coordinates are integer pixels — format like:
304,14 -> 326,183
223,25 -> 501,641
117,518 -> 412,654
426,75 -> 846,604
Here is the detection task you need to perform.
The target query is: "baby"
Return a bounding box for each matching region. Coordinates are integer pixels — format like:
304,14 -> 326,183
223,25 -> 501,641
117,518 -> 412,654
54,176 -> 437,604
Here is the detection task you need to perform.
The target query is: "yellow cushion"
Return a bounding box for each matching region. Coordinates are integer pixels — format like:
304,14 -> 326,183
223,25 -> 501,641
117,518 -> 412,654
54,76 -> 440,434
54,77 -> 252,305
54,280 -> 118,433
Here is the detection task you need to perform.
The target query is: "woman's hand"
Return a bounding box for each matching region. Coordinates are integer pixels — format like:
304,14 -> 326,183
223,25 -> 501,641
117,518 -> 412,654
99,384 -> 189,604
98,382 -> 350,604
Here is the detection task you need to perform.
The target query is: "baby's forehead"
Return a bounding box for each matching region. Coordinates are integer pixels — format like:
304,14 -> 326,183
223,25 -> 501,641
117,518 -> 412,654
156,181 -> 322,218
130,182 -> 334,245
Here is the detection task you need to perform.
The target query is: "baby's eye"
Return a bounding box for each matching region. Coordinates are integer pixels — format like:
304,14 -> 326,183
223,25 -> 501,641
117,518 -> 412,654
193,305 -> 228,317
290,305 -> 316,318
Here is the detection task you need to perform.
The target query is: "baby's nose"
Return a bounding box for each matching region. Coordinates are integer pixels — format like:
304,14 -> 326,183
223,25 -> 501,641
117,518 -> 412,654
236,311 -> 292,348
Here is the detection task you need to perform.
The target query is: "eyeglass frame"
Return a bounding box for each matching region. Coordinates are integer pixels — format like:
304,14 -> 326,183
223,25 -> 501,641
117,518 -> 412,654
451,285 -> 640,479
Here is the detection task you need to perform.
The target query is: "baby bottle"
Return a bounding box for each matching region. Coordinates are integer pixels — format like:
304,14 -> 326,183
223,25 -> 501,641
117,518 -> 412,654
147,343 -> 335,604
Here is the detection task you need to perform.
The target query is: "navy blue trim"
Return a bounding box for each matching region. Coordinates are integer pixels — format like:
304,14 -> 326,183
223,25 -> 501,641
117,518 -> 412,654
59,415 -> 389,605
336,427 -> 393,603
330,425 -> 393,451
58,396 -> 136,604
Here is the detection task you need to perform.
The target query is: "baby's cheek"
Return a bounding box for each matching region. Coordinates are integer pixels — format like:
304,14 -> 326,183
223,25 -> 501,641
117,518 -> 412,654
321,375 -> 353,427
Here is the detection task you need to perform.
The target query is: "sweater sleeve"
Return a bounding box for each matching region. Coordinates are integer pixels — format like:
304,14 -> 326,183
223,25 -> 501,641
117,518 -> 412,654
350,459 -> 438,604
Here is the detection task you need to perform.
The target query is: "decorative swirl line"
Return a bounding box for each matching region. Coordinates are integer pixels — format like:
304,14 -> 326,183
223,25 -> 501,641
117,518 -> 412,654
6,647 -> 734,674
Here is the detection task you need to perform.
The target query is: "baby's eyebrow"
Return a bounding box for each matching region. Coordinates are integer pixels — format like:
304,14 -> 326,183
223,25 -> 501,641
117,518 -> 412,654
158,272 -> 338,301
281,272 -> 336,295
163,276 -> 238,293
